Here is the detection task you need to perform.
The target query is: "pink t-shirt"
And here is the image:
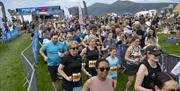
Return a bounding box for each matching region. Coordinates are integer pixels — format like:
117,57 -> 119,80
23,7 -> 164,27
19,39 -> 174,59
90,76 -> 114,91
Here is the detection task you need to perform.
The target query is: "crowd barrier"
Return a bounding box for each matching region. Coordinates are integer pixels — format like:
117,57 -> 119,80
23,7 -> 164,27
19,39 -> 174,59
160,54 -> 180,72
1,29 -> 20,43
21,42 -> 38,91
20,30 -> 39,91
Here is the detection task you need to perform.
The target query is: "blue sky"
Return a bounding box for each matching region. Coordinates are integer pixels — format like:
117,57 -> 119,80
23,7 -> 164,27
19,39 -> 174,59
0,0 -> 179,20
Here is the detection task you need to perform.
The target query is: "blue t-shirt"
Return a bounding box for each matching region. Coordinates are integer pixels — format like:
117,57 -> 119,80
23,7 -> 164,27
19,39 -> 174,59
41,41 -> 67,66
106,56 -> 119,79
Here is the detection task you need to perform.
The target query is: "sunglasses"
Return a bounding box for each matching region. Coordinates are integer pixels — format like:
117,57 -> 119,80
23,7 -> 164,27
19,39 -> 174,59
98,67 -> 110,72
70,47 -> 78,50
153,54 -> 160,57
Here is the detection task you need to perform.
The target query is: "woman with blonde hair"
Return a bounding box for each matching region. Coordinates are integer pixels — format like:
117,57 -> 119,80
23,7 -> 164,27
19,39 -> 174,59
143,37 -> 160,50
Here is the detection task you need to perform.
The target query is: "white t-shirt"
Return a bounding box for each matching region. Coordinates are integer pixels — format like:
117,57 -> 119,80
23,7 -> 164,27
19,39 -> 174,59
171,61 -> 180,85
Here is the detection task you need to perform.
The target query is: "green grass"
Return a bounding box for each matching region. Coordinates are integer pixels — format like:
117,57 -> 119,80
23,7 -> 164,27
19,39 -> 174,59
0,32 -> 31,91
35,56 -> 54,91
158,34 -> 180,56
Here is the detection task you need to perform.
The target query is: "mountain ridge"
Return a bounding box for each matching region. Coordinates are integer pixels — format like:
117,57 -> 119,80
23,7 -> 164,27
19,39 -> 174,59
85,1 -> 177,16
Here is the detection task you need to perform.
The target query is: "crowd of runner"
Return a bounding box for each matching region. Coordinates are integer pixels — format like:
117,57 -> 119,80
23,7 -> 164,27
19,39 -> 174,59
37,13 -> 180,91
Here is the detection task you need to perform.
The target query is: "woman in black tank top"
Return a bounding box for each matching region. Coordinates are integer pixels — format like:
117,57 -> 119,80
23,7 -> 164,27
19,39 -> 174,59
80,37 -> 101,76
135,45 -> 162,91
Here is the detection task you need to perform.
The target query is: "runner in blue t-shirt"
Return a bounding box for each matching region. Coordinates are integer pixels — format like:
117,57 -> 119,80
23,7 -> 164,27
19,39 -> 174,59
40,32 -> 67,91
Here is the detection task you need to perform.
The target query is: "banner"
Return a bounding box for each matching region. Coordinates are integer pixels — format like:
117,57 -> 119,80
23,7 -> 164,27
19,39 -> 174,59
32,31 -> 38,64
1,29 -> 20,42
16,6 -> 61,15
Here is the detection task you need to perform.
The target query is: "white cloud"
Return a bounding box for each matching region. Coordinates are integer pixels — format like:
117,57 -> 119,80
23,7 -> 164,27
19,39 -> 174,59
8,0 -> 31,9
46,0 -> 61,5
46,0 -> 117,8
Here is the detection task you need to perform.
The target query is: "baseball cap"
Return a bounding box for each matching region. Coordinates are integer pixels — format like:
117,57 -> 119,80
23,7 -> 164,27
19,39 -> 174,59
144,45 -> 162,55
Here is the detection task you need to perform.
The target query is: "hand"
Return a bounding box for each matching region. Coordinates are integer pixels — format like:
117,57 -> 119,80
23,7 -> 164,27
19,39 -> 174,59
134,58 -> 139,64
134,58 -> 139,62
58,52 -> 64,57
66,76 -> 72,81
44,56 -> 48,62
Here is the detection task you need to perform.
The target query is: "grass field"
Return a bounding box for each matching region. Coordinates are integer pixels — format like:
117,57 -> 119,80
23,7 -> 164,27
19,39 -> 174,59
0,32 -> 179,91
0,32 -> 31,91
158,34 -> 180,56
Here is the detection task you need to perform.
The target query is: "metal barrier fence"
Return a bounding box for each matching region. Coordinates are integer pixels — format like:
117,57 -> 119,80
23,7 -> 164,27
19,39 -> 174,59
22,43 -> 35,65
160,54 -> 180,72
21,43 -> 38,91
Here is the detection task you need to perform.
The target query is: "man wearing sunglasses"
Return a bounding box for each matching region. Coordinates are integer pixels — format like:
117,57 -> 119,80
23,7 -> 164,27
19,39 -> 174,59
135,45 -> 162,91
82,58 -> 115,91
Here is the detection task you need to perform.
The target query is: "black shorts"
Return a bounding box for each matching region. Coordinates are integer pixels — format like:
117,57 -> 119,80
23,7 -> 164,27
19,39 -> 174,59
124,63 -> 139,76
48,66 -> 58,82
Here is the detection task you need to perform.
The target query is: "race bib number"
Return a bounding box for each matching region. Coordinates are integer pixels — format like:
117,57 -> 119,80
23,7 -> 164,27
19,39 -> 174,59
110,66 -> 118,73
89,60 -> 96,68
72,73 -> 81,82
